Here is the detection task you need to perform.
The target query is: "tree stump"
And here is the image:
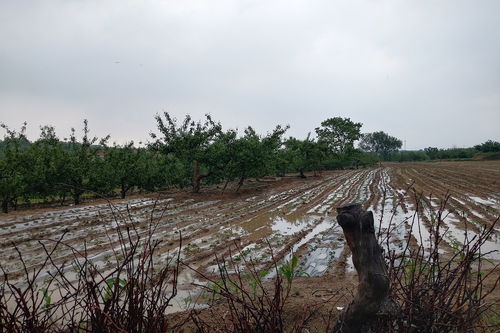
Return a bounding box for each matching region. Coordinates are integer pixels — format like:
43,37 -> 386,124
333,203 -> 395,333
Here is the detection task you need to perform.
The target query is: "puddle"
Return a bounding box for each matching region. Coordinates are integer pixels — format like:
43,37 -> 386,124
306,172 -> 361,215
302,247 -> 330,276
470,196 -> 500,210
2,165 -> 499,317
300,237 -> 343,276
271,216 -> 312,236
346,255 -> 355,272
354,169 -> 376,203
283,217 -> 336,262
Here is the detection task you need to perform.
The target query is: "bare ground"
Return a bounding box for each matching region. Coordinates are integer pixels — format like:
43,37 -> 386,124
1,161 -> 499,329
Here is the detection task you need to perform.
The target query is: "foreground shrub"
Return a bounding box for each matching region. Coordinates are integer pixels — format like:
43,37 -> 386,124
374,194 -> 499,333
185,244 -> 343,333
0,195 -> 498,332
0,204 -> 183,332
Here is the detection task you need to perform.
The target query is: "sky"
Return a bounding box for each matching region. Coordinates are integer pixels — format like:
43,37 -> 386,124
1,0 -> 499,150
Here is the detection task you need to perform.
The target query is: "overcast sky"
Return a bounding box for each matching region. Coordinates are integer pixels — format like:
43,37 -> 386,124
1,0 -> 499,149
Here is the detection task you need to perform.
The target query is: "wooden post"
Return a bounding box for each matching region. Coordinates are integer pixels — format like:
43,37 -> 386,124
334,203 -> 395,333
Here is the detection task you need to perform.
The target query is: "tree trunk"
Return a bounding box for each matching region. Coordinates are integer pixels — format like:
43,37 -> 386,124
192,160 -> 202,193
192,160 -> 209,193
120,182 -> 127,199
73,191 -> 81,205
1,199 -> 8,214
299,169 -> 306,178
236,172 -> 245,193
333,203 -> 398,333
221,179 -> 230,194
192,180 -> 201,193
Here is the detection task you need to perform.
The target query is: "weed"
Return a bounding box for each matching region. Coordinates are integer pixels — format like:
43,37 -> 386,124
278,255 -> 310,283
374,193 -> 500,332
185,242 -> 325,332
0,201 -> 185,332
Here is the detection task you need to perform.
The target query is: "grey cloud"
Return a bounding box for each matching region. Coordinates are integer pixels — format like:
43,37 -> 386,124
0,0 -> 499,148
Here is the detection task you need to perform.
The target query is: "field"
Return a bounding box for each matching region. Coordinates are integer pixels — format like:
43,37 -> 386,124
1,160 -> 499,320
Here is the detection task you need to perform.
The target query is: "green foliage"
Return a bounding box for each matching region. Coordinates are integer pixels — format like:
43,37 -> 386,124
28,126 -> 67,201
251,269 -> 269,292
2,115 -> 493,212
421,147 -> 477,161
102,277 -> 128,302
281,134 -> 328,177
225,125 -> 288,189
0,122 -> 30,212
437,147 -> 477,159
0,116 -> 402,211
315,117 -> 362,154
231,127 -> 267,180
474,140 -> 500,153
151,114 -> 288,193
220,127 -> 264,188
479,151 -> 500,160
136,152 -> 184,191
204,128 -> 238,185
62,120 -> 109,204
424,147 -> 439,160
97,142 -> 143,198
384,150 -> 429,162
393,146 -> 484,162
150,113 -> 223,193
278,255 -> 309,283
349,149 -> 379,167
257,125 -> 289,176
404,258 -> 433,283
359,131 -> 402,160
36,287 -> 52,309
279,255 -> 298,283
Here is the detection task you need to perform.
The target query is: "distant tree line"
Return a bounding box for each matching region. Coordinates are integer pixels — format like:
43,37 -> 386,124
0,114 -> 497,213
395,140 -> 500,162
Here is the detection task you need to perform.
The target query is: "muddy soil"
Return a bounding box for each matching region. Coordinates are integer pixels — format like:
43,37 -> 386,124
1,161 -> 499,317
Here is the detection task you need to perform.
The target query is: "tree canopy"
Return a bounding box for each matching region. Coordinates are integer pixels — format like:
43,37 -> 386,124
8,113 -> 492,213
359,131 -> 402,159
150,113 -> 223,193
474,140 -> 500,153
282,134 -> 327,178
315,117 -> 362,154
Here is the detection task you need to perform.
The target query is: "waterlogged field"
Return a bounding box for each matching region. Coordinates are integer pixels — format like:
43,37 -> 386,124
1,161 -> 499,311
